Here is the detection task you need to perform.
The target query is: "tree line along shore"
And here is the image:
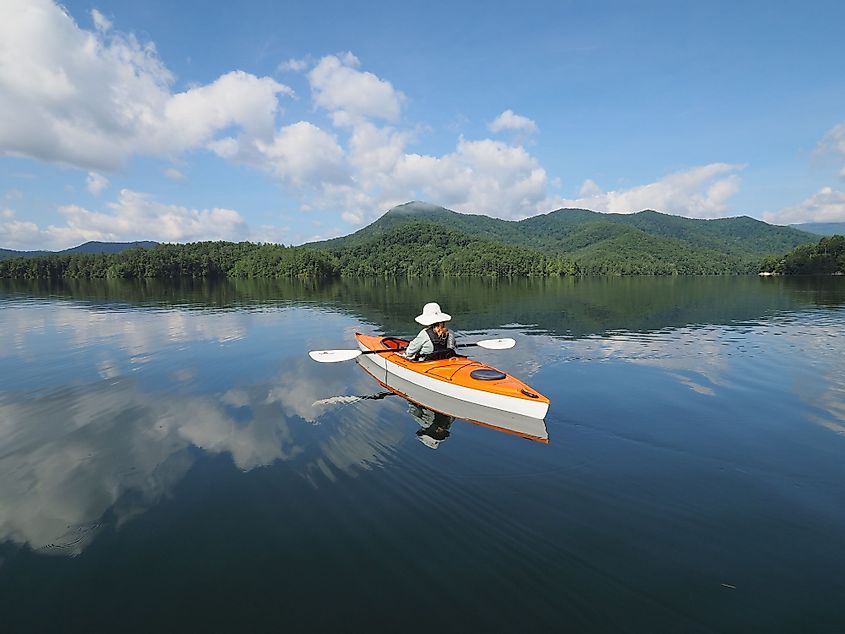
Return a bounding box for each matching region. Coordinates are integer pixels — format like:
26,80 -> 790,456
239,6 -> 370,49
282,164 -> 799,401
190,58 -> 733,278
1,233 -> 842,279
1,204 -> 842,279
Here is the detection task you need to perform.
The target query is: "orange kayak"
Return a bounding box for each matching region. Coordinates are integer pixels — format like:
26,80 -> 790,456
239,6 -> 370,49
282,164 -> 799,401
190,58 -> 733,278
354,333 -> 550,439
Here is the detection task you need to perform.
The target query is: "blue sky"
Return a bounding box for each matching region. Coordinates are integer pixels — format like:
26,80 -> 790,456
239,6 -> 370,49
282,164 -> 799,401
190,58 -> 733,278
2,0 -> 844,249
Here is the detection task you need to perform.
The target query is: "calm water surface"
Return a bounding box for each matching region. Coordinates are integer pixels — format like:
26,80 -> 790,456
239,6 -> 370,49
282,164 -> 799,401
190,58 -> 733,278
1,276 -> 844,633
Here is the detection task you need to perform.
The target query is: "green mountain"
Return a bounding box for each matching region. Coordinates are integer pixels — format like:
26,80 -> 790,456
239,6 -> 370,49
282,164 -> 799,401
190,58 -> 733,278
311,201 -> 815,275
1,204 -> 820,278
789,222 -> 845,237
0,240 -> 157,260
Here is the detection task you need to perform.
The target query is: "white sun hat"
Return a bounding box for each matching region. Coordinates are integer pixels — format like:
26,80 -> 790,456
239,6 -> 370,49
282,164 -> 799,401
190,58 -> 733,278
415,302 -> 452,326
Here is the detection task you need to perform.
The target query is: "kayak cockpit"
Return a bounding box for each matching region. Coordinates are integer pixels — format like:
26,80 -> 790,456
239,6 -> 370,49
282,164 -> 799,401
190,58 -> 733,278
379,336 -> 408,350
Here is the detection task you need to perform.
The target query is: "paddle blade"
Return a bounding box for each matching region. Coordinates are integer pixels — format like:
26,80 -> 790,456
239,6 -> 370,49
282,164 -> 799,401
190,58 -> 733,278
475,337 -> 516,350
308,349 -> 362,363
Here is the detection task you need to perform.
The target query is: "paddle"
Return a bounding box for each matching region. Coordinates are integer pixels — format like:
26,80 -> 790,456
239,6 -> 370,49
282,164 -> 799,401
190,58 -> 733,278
308,337 -> 516,363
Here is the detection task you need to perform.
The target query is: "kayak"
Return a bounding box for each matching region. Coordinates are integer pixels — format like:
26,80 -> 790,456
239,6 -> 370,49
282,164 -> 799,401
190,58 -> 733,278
354,333 -> 550,441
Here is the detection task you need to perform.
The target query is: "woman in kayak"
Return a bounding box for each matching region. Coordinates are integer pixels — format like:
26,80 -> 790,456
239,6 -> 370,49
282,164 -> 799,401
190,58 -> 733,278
404,302 -> 457,361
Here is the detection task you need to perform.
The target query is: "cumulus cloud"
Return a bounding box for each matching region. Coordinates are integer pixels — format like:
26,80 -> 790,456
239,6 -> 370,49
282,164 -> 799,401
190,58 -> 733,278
0,190 -> 251,249
763,187 -> 845,225
86,171 -> 109,195
546,163 -> 746,218
0,0 -> 291,170
308,53 -> 404,125
489,109 -> 538,135
0,209 -> 41,248
293,135 -> 550,225
201,53 -> 552,224
252,121 -> 346,187
391,138 -> 548,219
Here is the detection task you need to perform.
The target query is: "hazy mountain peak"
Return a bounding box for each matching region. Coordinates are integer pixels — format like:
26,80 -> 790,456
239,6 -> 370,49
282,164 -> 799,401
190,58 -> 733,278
789,222 -> 845,236
387,201 -> 452,215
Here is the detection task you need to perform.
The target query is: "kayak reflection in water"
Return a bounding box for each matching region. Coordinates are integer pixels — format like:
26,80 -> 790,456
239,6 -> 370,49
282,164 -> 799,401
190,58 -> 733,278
407,403 -> 454,449
403,302 -> 457,362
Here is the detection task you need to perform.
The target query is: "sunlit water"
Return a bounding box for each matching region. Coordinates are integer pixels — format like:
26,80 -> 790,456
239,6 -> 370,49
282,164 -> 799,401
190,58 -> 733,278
1,277 -> 844,633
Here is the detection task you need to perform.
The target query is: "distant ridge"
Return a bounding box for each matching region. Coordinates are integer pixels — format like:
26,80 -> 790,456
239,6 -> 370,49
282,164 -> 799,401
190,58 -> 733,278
789,222 -> 845,237
0,240 -> 158,260
310,201 -> 816,274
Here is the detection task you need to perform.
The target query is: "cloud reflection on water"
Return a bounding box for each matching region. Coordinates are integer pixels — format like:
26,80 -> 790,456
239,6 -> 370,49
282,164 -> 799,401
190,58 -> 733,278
0,303 -> 411,557
0,366 -> 408,556
0,304 -> 248,361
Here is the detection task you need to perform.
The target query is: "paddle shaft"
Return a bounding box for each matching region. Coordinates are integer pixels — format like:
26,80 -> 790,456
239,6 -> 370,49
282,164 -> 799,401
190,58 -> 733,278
308,338 -> 514,362
360,342 -> 483,356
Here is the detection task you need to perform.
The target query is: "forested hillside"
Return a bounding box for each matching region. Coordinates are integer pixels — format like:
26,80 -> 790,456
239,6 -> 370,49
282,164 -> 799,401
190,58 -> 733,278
0,241 -> 157,260
0,202 -> 820,279
760,235 -> 845,275
0,242 -> 336,280
315,202 -> 815,274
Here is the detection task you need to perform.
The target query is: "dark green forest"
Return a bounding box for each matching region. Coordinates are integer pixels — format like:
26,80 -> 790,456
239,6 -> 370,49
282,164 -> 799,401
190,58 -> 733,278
0,203 -> 824,279
759,235 -> 845,275
0,242 -> 337,280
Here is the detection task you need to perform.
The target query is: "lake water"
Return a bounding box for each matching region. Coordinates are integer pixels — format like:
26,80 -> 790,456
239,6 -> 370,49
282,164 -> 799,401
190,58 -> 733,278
1,276 -> 844,633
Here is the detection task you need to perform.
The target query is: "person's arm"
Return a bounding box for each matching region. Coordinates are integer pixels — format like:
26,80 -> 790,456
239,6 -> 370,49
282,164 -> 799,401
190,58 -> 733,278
404,330 -> 428,359
446,331 -> 456,351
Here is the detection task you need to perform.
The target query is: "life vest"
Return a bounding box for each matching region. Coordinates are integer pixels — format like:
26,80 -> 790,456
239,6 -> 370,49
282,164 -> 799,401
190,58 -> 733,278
422,327 -> 453,360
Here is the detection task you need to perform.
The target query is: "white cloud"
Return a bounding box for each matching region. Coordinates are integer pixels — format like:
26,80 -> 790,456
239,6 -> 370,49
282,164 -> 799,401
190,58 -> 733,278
308,53 -> 404,124
489,109 -> 538,135
0,209 -> 41,247
90,9 -> 112,32
547,163 -> 746,218
0,190 -> 250,249
163,167 -> 186,181
166,71 -> 290,147
253,121 -> 346,187
296,133 -> 551,225
86,171 -> 109,195
763,187 -> 845,225
278,57 -> 309,73
0,0 -> 291,170
391,138 -> 549,219
205,119 -> 347,192
578,179 -> 602,197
